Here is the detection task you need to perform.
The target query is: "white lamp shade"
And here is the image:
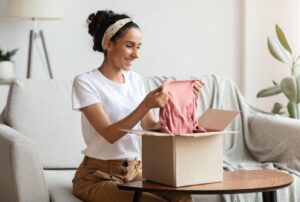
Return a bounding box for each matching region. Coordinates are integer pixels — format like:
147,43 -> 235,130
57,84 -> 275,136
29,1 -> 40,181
6,0 -> 63,19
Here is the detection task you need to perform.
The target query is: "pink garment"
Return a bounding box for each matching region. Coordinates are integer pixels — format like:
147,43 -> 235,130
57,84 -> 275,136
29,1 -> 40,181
159,80 -> 207,135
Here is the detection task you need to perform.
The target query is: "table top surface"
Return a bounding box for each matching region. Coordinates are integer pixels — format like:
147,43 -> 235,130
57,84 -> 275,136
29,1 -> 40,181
118,169 -> 293,194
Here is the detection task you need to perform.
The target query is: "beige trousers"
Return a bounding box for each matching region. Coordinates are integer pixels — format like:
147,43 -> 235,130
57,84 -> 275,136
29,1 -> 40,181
72,156 -> 192,202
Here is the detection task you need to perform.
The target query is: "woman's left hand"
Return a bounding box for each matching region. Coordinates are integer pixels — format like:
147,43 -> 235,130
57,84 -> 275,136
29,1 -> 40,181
193,80 -> 205,98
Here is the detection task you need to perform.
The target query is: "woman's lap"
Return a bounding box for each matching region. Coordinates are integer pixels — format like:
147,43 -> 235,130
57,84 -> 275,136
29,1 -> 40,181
72,157 -> 191,202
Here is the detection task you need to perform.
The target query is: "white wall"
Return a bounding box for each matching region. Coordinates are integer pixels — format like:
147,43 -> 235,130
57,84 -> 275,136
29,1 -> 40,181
244,0 -> 300,111
1,0 -> 299,113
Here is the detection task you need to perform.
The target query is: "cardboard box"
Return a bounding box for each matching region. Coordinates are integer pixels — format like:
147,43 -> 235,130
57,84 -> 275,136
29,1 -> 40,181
125,109 -> 239,187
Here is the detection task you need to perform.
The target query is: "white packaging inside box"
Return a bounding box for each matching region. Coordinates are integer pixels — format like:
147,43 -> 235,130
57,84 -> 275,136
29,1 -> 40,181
124,109 -> 239,187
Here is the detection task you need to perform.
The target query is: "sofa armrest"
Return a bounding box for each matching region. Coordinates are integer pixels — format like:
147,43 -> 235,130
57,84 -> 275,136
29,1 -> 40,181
0,124 -> 49,202
248,114 -> 300,172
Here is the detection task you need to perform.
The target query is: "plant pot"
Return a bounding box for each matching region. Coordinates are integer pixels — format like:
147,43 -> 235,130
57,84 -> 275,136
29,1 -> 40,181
0,61 -> 15,81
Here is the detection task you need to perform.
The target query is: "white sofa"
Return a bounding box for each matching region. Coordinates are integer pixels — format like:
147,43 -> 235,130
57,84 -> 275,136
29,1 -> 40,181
0,75 -> 299,202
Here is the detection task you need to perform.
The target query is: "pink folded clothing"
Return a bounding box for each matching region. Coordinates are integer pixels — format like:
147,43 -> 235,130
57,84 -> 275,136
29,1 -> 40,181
159,80 -> 207,135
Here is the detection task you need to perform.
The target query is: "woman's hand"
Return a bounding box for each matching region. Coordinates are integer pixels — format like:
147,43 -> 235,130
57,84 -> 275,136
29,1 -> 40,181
142,85 -> 168,110
193,80 -> 205,98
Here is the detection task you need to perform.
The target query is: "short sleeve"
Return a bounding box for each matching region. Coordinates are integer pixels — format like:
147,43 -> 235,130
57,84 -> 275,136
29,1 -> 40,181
133,72 -> 147,99
140,77 -> 147,98
72,74 -> 101,110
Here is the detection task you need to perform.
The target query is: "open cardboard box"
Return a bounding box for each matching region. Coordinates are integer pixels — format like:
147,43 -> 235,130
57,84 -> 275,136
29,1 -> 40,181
124,109 -> 239,187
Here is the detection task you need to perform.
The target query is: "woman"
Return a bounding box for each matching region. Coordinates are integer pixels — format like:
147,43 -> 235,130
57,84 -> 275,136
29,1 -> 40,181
72,10 -> 203,202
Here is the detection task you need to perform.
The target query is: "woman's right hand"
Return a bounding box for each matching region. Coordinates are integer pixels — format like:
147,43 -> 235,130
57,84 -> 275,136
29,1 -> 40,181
142,85 -> 168,110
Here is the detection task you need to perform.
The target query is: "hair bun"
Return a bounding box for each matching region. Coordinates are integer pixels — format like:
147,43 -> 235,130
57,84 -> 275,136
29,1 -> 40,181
87,13 -> 96,37
87,10 -> 115,37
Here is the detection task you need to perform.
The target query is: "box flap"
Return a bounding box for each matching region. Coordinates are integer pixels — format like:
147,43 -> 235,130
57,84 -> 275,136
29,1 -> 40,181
120,129 -> 167,136
198,109 -> 239,131
121,129 -> 239,137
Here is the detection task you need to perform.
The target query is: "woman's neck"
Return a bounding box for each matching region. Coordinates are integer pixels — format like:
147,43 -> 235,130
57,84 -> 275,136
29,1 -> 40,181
98,60 -> 125,84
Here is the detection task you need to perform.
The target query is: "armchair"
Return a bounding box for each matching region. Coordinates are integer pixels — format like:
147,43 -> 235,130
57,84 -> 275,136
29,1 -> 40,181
0,79 -> 83,202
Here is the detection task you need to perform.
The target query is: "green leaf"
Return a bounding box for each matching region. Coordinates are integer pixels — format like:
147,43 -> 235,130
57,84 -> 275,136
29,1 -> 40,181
257,85 -> 282,98
0,48 -> 18,61
281,75 -> 300,103
294,55 -> 300,64
267,36 -> 292,65
287,101 -> 300,119
275,24 -> 292,54
294,63 -> 300,75
272,80 -> 279,86
296,74 -> 300,102
7,48 -> 18,58
271,102 -> 285,114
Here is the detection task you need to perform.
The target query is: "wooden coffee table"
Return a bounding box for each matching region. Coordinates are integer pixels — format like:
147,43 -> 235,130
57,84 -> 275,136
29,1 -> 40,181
118,169 -> 293,202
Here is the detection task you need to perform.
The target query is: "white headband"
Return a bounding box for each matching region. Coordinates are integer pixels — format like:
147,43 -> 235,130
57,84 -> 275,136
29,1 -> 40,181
101,18 -> 134,50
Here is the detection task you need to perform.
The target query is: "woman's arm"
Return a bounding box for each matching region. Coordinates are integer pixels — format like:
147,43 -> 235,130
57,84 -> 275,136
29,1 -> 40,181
141,111 -> 160,130
140,80 -> 205,130
80,85 -> 167,144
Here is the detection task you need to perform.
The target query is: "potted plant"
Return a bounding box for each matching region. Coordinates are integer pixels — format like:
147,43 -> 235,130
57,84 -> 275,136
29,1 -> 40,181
257,25 -> 300,119
0,47 -> 18,81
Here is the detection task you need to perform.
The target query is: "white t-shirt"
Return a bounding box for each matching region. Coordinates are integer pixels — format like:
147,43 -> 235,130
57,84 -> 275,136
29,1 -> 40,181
72,69 -> 146,160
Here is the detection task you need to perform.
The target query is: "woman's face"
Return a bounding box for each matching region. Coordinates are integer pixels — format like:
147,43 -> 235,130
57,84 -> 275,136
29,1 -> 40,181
107,27 -> 142,71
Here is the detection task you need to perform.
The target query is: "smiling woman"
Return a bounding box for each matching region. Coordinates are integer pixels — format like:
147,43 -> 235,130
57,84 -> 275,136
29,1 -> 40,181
71,10 -> 192,202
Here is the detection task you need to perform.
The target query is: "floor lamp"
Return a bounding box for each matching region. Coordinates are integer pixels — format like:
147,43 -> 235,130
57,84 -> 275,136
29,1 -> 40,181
5,0 -> 63,79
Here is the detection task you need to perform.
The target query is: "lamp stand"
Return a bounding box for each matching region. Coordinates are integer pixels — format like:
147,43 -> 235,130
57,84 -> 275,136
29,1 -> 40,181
27,30 -> 53,79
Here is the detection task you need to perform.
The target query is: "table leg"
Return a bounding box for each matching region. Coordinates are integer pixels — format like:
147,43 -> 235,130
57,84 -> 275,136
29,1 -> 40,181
262,191 -> 277,202
133,191 -> 142,202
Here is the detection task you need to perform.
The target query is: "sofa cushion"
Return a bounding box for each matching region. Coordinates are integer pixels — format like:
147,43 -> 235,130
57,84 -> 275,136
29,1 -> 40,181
249,113 -> 300,171
4,79 -> 84,169
44,170 -> 82,202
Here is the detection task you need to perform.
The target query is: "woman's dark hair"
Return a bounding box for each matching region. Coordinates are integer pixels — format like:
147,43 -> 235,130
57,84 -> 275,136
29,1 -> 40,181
87,10 -> 139,53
